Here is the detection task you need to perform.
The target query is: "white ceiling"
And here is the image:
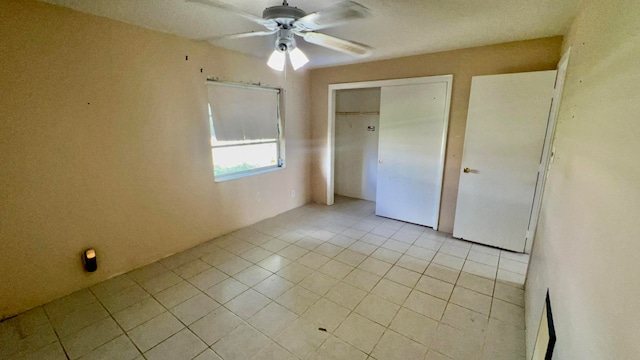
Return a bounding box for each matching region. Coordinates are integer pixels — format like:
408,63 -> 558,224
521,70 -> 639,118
40,0 -> 580,69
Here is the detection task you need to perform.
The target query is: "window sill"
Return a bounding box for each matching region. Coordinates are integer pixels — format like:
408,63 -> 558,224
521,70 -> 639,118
213,165 -> 284,183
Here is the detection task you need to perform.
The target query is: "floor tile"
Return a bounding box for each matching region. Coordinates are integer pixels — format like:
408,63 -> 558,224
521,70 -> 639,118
253,274 -> 295,299
257,254 -> 292,272
395,255 -> 429,273
470,243 -> 501,256
490,298 -> 524,328
275,285 -> 320,315
122,312 -> 180,349
467,251 -> 499,267
371,278 -> 412,305
462,260 -> 497,280
424,263 -> 460,284
275,318 -> 329,359
295,237 -> 323,251
406,245 -> 436,261
160,252 -> 196,270
370,248 -> 403,264
215,256 -> 252,276
493,282 -> 524,307
154,281 -> 200,309
334,313 -> 385,353
11,342 -> 68,360
325,282 -> 368,310
308,335 -> 367,360
60,317 -> 123,359
188,267 -> 229,291
341,228 -> 367,240
239,247 -> 273,263
173,259 -> 211,279
144,329 -> 206,360
485,318 -> 525,356
261,238 -> 290,253
199,249 -> 235,267
233,265 -> 272,287
384,266 -> 421,288
248,302 -> 298,337
50,301 -> 109,337
441,303 -> 488,335
355,294 -> 400,326
449,287 -> 492,315
113,298 -> 165,331
389,308 -> 438,346
128,263 -> 169,284
314,243 -> 344,258
432,253 -> 465,271
89,274 -> 137,300
403,290 -> 447,321
302,298 -> 350,332
276,263 -> 314,283
192,349 -> 222,360
188,307 -> 242,345
430,324 -> 484,360
415,275 -> 454,300
496,269 -> 525,288
499,251 -> 530,264
381,239 -> 412,253
76,335 -> 140,360
299,271 -> 339,295
456,272 -> 495,296
203,277 -> 248,304
252,342 -> 298,360
297,252 -> 331,270
499,258 -> 528,275
343,268 -> 381,292
371,330 -> 428,360
169,294 -> 219,326
357,257 -> 392,277
348,241 -> 378,256
212,323 -> 270,360
224,289 -> 270,319
318,259 -> 354,279
334,249 -> 367,267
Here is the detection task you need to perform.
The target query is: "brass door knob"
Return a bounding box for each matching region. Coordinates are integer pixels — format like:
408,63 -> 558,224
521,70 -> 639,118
463,167 -> 471,173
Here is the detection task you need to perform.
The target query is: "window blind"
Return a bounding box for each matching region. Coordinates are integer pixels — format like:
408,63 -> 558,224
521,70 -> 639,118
206,82 -> 280,141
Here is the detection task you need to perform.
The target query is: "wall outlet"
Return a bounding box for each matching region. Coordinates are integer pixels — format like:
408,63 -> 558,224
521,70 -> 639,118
291,190 -> 296,197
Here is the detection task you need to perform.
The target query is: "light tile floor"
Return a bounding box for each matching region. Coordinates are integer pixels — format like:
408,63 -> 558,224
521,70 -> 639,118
1,197 -> 530,360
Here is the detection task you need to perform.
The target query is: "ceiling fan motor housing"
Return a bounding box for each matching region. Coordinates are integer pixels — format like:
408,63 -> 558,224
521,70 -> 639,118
263,5 -> 306,24
275,28 -> 296,52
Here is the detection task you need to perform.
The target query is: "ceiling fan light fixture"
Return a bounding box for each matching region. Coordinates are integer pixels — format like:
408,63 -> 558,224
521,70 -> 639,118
267,49 -> 286,71
289,47 -> 309,70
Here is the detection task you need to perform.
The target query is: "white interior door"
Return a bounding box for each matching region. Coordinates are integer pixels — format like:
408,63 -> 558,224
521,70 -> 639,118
376,82 -> 448,227
453,71 -> 556,252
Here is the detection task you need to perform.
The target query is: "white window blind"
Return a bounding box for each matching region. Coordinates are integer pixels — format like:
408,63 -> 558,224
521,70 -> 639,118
206,82 -> 280,141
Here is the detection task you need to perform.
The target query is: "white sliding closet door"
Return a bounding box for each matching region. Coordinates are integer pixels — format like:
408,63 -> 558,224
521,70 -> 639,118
376,81 -> 449,228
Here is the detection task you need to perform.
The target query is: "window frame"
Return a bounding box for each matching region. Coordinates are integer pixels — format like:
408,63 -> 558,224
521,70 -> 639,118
206,80 -> 285,182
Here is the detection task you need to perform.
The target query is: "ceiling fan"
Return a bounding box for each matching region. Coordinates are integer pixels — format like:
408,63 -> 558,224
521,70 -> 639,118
188,0 -> 373,71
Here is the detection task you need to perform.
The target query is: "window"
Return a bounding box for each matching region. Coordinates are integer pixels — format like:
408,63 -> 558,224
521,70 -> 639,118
206,81 -> 284,181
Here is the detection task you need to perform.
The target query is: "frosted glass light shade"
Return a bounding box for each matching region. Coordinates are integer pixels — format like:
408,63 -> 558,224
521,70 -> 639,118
289,47 -> 309,70
267,50 -> 285,71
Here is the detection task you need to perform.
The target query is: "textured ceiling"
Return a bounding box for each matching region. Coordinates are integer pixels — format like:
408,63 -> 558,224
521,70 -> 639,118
40,0 -> 580,68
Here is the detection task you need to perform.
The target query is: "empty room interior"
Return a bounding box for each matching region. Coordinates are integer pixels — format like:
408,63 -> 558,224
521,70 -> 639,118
1,0 -> 639,359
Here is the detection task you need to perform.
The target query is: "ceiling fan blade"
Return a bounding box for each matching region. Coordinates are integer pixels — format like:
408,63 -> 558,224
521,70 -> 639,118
294,1 -> 371,31
186,0 -> 277,29
199,30 -> 277,42
300,32 -> 372,57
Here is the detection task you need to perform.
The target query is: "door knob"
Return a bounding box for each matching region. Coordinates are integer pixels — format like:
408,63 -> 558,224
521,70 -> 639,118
379,159 -> 383,163
463,167 -> 471,173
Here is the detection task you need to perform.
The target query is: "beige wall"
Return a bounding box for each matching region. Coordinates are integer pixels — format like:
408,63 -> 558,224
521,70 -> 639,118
309,37 -> 562,233
0,0 -> 311,319
525,0 -> 640,358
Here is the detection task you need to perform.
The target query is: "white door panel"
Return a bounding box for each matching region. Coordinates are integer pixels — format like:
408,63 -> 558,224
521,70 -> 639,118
453,71 -> 556,252
376,82 -> 448,227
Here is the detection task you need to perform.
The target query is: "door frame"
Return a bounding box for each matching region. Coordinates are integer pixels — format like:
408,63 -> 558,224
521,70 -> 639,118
524,48 -> 571,253
326,75 -> 453,230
